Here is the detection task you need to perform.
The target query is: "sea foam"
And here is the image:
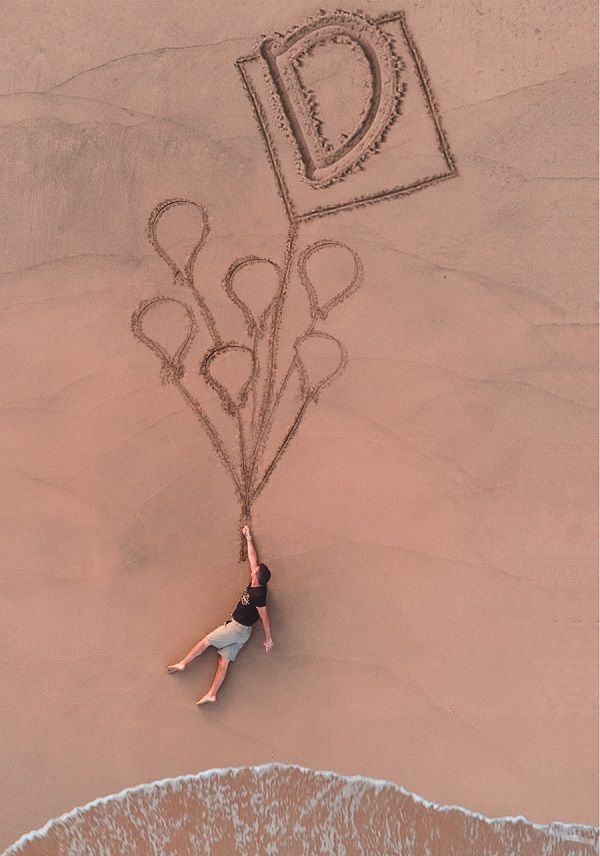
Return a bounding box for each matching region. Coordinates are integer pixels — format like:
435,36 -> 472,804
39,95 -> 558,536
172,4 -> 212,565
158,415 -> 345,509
3,763 -> 598,855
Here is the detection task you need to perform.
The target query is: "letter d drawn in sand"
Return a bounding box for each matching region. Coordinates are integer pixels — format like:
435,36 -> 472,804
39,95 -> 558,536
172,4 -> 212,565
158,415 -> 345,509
260,10 -> 402,188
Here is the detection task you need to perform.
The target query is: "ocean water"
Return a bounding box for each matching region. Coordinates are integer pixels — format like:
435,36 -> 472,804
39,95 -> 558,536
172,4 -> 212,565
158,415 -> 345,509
3,764 -> 598,855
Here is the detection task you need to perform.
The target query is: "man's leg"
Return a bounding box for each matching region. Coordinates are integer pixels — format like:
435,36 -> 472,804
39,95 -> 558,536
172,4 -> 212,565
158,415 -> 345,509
196,655 -> 230,704
167,636 -> 211,673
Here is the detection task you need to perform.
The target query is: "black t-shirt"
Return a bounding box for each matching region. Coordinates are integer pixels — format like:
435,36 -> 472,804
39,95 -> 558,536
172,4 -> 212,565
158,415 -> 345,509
232,584 -> 267,626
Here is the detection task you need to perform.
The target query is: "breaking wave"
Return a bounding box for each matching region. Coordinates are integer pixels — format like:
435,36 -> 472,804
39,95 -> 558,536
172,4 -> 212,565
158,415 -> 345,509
3,764 -> 598,855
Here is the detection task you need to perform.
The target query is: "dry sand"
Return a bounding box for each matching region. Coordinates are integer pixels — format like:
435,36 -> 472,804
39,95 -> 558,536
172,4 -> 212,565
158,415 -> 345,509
0,0 -> 598,851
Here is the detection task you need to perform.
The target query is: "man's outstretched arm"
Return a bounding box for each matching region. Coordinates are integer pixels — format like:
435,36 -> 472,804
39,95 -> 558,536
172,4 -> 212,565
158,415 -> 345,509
257,606 -> 274,651
242,525 -> 259,573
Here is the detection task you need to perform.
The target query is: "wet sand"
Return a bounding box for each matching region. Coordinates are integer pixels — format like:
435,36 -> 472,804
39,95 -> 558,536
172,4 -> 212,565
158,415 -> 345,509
4,766 -> 599,856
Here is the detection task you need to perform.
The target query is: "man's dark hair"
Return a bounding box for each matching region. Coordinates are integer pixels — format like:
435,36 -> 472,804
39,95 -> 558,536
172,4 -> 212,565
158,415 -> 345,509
258,563 -> 271,586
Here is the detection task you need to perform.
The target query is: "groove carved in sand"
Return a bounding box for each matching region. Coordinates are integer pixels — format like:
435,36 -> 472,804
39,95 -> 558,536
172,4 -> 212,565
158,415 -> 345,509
131,199 -> 363,560
259,9 -> 405,187
236,9 -> 457,222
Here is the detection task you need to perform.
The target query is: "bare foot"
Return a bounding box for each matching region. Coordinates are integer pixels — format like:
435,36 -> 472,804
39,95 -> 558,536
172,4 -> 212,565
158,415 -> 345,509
167,662 -> 186,673
196,694 -> 216,705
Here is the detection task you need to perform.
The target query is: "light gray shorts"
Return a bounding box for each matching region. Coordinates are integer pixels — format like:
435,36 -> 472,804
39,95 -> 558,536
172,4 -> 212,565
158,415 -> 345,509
206,619 -> 252,662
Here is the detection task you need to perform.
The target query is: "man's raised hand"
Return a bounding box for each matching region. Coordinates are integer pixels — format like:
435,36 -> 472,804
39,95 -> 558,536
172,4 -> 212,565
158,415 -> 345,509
242,524 -> 252,541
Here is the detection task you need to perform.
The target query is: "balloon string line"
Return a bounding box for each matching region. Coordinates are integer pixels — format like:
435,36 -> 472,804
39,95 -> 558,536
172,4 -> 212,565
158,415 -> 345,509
236,409 -> 250,505
249,327 -> 261,447
173,378 -> 244,503
251,396 -> 310,504
184,273 -> 222,346
257,313 -> 318,456
236,407 -> 253,561
246,222 -> 299,494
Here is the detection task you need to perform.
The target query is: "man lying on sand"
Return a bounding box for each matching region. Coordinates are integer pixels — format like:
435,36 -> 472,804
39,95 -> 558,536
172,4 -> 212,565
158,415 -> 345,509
167,524 -> 274,704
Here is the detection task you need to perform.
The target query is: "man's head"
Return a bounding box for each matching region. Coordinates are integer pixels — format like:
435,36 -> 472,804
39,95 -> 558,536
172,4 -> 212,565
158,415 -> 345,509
257,563 -> 271,586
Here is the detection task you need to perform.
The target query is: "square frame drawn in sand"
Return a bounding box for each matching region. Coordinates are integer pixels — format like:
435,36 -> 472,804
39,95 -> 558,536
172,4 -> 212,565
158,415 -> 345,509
236,10 -> 457,222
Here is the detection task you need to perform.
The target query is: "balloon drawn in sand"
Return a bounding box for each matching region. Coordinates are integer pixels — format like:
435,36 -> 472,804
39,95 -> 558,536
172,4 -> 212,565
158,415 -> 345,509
131,199 -> 363,560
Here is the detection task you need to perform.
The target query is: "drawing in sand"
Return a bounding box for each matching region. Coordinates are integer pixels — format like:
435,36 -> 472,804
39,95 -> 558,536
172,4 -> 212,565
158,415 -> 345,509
131,9 -> 457,561
132,200 -> 364,561
236,8 -> 456,220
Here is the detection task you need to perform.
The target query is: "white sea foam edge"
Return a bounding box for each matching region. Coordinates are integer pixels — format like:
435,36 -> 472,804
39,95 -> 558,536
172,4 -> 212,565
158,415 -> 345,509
3,762 -> 598,854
